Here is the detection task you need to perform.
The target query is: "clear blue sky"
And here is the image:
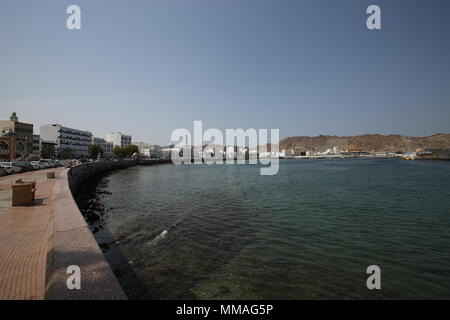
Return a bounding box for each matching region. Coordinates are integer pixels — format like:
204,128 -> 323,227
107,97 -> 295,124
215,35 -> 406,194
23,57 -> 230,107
1,0 -> 449,144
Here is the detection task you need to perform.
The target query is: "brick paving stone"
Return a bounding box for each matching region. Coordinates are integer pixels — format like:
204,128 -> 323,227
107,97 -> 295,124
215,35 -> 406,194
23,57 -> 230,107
0,168 -> 63,300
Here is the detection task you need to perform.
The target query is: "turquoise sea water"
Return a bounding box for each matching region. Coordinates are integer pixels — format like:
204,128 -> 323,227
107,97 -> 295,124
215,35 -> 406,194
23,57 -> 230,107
79,159 -> 450,299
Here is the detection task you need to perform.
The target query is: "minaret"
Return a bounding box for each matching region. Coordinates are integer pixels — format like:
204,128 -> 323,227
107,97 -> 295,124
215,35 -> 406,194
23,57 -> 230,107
10,112 -> 18,122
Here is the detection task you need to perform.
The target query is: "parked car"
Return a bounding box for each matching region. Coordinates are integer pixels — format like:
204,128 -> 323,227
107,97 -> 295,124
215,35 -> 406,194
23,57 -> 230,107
0,167 -> 6,176
29,161 -> 44,170
55,160 -> 65,167
0,162 -> 22,174
12,162 -> 34,172
50,160 -> 60,168
39,159 -> 54,168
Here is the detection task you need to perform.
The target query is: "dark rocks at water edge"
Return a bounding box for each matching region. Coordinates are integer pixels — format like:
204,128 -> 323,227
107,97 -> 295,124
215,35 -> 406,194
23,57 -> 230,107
75,174 -> 113,229
84,210 -> 100,223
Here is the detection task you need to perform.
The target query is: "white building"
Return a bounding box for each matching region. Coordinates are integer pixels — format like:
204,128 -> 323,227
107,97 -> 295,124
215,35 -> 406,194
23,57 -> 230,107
106,132 -> 132,148
134,141 -> 149,155
282,149 -> 294,157
160,146 -> 179,160
92,137 -> 106,149
150,144 -> 161,154
91,137 -> 113,158
40,124 -> 92,158
333,146 -> 340,155
135,142 -> 165,158
105,141 -> 114,158
148,145 -> 163,158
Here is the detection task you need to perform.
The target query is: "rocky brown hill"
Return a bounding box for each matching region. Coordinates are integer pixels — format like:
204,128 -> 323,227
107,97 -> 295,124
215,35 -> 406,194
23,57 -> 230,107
279,134 -> 450,153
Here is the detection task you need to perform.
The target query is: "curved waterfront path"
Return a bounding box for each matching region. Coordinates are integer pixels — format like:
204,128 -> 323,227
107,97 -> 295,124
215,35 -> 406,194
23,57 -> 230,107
0,160 -> 169,300
0,168 -> 63,299
0,164 -> 128,300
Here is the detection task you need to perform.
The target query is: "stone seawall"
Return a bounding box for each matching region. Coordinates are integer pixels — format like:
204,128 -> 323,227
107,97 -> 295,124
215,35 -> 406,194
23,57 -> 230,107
68,160 -> 137,196
45,159 -> 171,299
45,161 -> 140,300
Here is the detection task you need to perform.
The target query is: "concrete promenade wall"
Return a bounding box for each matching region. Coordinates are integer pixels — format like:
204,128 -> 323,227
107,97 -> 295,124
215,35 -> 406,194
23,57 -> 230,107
45,159 -> 171,299
45,161 -> 139,299
69,160 -> 137,195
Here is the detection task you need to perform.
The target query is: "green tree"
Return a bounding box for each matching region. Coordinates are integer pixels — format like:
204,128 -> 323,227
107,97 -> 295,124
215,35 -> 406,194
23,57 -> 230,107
125,145 -> 139,157
88,144 -> 104,159
113,145 -> 139,159
41,145 -> 55,159
58,148 -> 73,159
113,146 -> 125,159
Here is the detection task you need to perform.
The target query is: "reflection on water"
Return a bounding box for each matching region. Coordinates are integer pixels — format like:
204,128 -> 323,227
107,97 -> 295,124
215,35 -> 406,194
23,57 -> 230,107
77,159 -> 450,299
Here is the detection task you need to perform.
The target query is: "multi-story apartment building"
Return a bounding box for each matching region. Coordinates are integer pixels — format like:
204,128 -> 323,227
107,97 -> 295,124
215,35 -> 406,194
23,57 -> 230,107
134,141 -> 149,156
150,144 -> 162,157
31,134 -> 57,159
32,134 -> 40,155
134,142 -> 164,158
92,136 -> 106,151
106,132 -> 132,148
105,141 -> 113,158
91,136 -> 114,158
40,124 -> 92,158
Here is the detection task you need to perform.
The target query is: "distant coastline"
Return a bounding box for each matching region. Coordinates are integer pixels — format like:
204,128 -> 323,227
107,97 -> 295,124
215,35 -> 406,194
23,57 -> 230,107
278,133 -> 450,154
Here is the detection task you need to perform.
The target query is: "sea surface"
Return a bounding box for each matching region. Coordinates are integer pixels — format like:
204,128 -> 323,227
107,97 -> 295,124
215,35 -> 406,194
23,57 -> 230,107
77,159 -> 450,299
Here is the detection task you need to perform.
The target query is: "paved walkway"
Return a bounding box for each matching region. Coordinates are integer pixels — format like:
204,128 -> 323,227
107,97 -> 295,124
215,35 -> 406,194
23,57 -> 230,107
0,189 -> 11,212
0,168 -> 64,300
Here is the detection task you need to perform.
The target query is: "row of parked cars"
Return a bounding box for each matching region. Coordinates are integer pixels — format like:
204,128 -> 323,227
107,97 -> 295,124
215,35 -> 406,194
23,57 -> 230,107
0,159 -> 63,176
